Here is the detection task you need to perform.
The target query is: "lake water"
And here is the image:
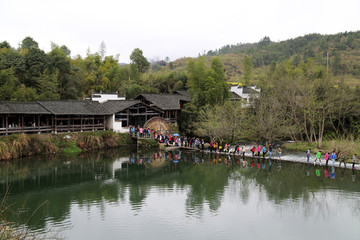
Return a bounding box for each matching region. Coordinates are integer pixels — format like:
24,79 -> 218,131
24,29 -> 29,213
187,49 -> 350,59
1,148 -> 360,240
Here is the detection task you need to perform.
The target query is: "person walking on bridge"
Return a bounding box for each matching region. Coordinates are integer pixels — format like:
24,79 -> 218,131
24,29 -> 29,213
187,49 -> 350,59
306,148 -> 311,163
331,151 -> 337,167
314,151 -> 322,166
339,152 -> 347,168
242,144 -> 247,157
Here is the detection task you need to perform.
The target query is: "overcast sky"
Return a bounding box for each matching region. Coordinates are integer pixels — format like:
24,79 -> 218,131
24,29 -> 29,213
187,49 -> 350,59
1,0 -> 359,63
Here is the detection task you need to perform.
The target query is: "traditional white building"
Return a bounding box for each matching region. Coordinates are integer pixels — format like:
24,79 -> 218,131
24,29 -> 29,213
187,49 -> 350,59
88,92 -> 125,103
230,85 -> 260,106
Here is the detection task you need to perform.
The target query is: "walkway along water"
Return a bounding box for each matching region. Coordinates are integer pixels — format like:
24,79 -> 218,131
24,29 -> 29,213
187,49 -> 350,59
177,147 -> 360,171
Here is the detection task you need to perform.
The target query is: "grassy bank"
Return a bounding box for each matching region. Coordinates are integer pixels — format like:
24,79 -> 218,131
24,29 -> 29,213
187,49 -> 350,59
0,131 -> 154,160
283,138 -> 360,156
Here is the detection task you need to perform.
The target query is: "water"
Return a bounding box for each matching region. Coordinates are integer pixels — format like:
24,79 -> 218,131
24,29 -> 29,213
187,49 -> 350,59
1,149 -> 359,240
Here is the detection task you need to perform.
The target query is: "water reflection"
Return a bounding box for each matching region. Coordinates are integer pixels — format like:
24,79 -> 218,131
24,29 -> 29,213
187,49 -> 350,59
1,149 -> 359,237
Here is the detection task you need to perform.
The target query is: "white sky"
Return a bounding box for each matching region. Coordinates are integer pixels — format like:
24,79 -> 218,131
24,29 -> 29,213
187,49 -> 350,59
0,0 -> 359,63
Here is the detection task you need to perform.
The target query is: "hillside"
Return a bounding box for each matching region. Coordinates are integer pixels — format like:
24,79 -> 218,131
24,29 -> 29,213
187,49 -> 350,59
171,31 -> 360,86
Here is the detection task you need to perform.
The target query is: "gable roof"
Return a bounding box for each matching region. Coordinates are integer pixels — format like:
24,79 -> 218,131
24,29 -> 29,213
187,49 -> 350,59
242,86 -> 260,94
230,92 -> 242,100
0,102 -> 51,114
102,100 -> 164,114
102,100 -> 140,114
174,90 -> 191,101
135,94 -> 190,110
38,100 -> 108,115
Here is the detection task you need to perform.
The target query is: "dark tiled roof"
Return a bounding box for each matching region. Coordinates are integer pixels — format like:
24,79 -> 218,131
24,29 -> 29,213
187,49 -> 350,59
38,100 -> 108,115
242,87 -> 260,94
230,92 -> 242,99
102,100 -> 141,114
102,100 -> 164,114
174,90 -> 191,101
0,102 -> 51,114
136,94 -> 190,110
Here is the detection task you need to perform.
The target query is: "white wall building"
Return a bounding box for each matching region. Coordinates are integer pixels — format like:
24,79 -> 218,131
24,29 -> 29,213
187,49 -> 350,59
89,92 -> 125,103
230,85 -> 260,107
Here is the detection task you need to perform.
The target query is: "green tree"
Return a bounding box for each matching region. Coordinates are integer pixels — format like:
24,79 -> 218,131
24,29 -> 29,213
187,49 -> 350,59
36,69 -> 60,100
48,46 -> 75,99
186,57 -> 228,108
0,69 -> 17,100
178,103 -> 198,136
242,56 -> 253,85
21,37 -> 39,49
12,84 -> 38,101
332,52 -> 343,75
125,83 -> 144,99
0,41 -> 11,49
130,48 -> 150,73
24,48 -> 48,87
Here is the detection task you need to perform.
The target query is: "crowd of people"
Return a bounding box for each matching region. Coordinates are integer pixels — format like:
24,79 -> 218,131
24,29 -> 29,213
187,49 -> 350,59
129,127 -> 358,170
306,148 -> 358,169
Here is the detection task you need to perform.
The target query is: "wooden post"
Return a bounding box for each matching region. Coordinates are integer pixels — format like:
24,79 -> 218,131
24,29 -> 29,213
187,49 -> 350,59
80,116 -> 83,132
38,115 -> 40,134
5,114 -> 8,135
92,116 -> 94,131
54,116 -> 57,134
127,110 -> 129,128
21,115 -> 24,132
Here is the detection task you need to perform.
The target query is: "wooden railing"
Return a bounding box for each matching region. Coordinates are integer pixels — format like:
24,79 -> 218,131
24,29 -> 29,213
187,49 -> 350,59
0,124 -> 105,135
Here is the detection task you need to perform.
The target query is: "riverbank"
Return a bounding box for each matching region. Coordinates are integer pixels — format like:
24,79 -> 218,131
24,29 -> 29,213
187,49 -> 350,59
0,131 -> 158,160
283,138 -> 360,157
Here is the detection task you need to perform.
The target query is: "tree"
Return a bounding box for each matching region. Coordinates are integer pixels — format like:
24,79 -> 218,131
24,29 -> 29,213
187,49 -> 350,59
48,46 -> 74,99
292,54 -> 301,67
258,36 -> 271,47
0,41 -> 11,49
130,48 -> 150,73
242,56 -> 253,85
60,45 -> 71,56
21,37 -> 39,49
249,91 -> 290,144
24,48 -> 48,87
332,52 -> 343,75
196,101 -> 245,143
186,57 -> 228,108
0,69 -> 17,101
98,41 -> 106,60
12,84 -> 38,101
178,103 -> 198,136
36,69 -> 60,100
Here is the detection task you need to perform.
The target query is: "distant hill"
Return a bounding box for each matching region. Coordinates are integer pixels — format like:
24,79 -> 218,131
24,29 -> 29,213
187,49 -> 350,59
171,31 -> 360,86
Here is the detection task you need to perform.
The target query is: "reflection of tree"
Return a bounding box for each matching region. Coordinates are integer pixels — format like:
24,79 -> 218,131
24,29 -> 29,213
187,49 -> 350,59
2,149 -> 360,232
174,152 -> 230,215
234,161 -> 360,219
128,184 -> 149,211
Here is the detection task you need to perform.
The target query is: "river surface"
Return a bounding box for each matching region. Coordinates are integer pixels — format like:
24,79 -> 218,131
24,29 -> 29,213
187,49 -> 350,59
1,148 -> 359,240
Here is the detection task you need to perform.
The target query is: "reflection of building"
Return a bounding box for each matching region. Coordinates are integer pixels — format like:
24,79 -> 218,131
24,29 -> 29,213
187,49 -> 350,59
107,156 -> 130,178
229,85 -> 260,106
